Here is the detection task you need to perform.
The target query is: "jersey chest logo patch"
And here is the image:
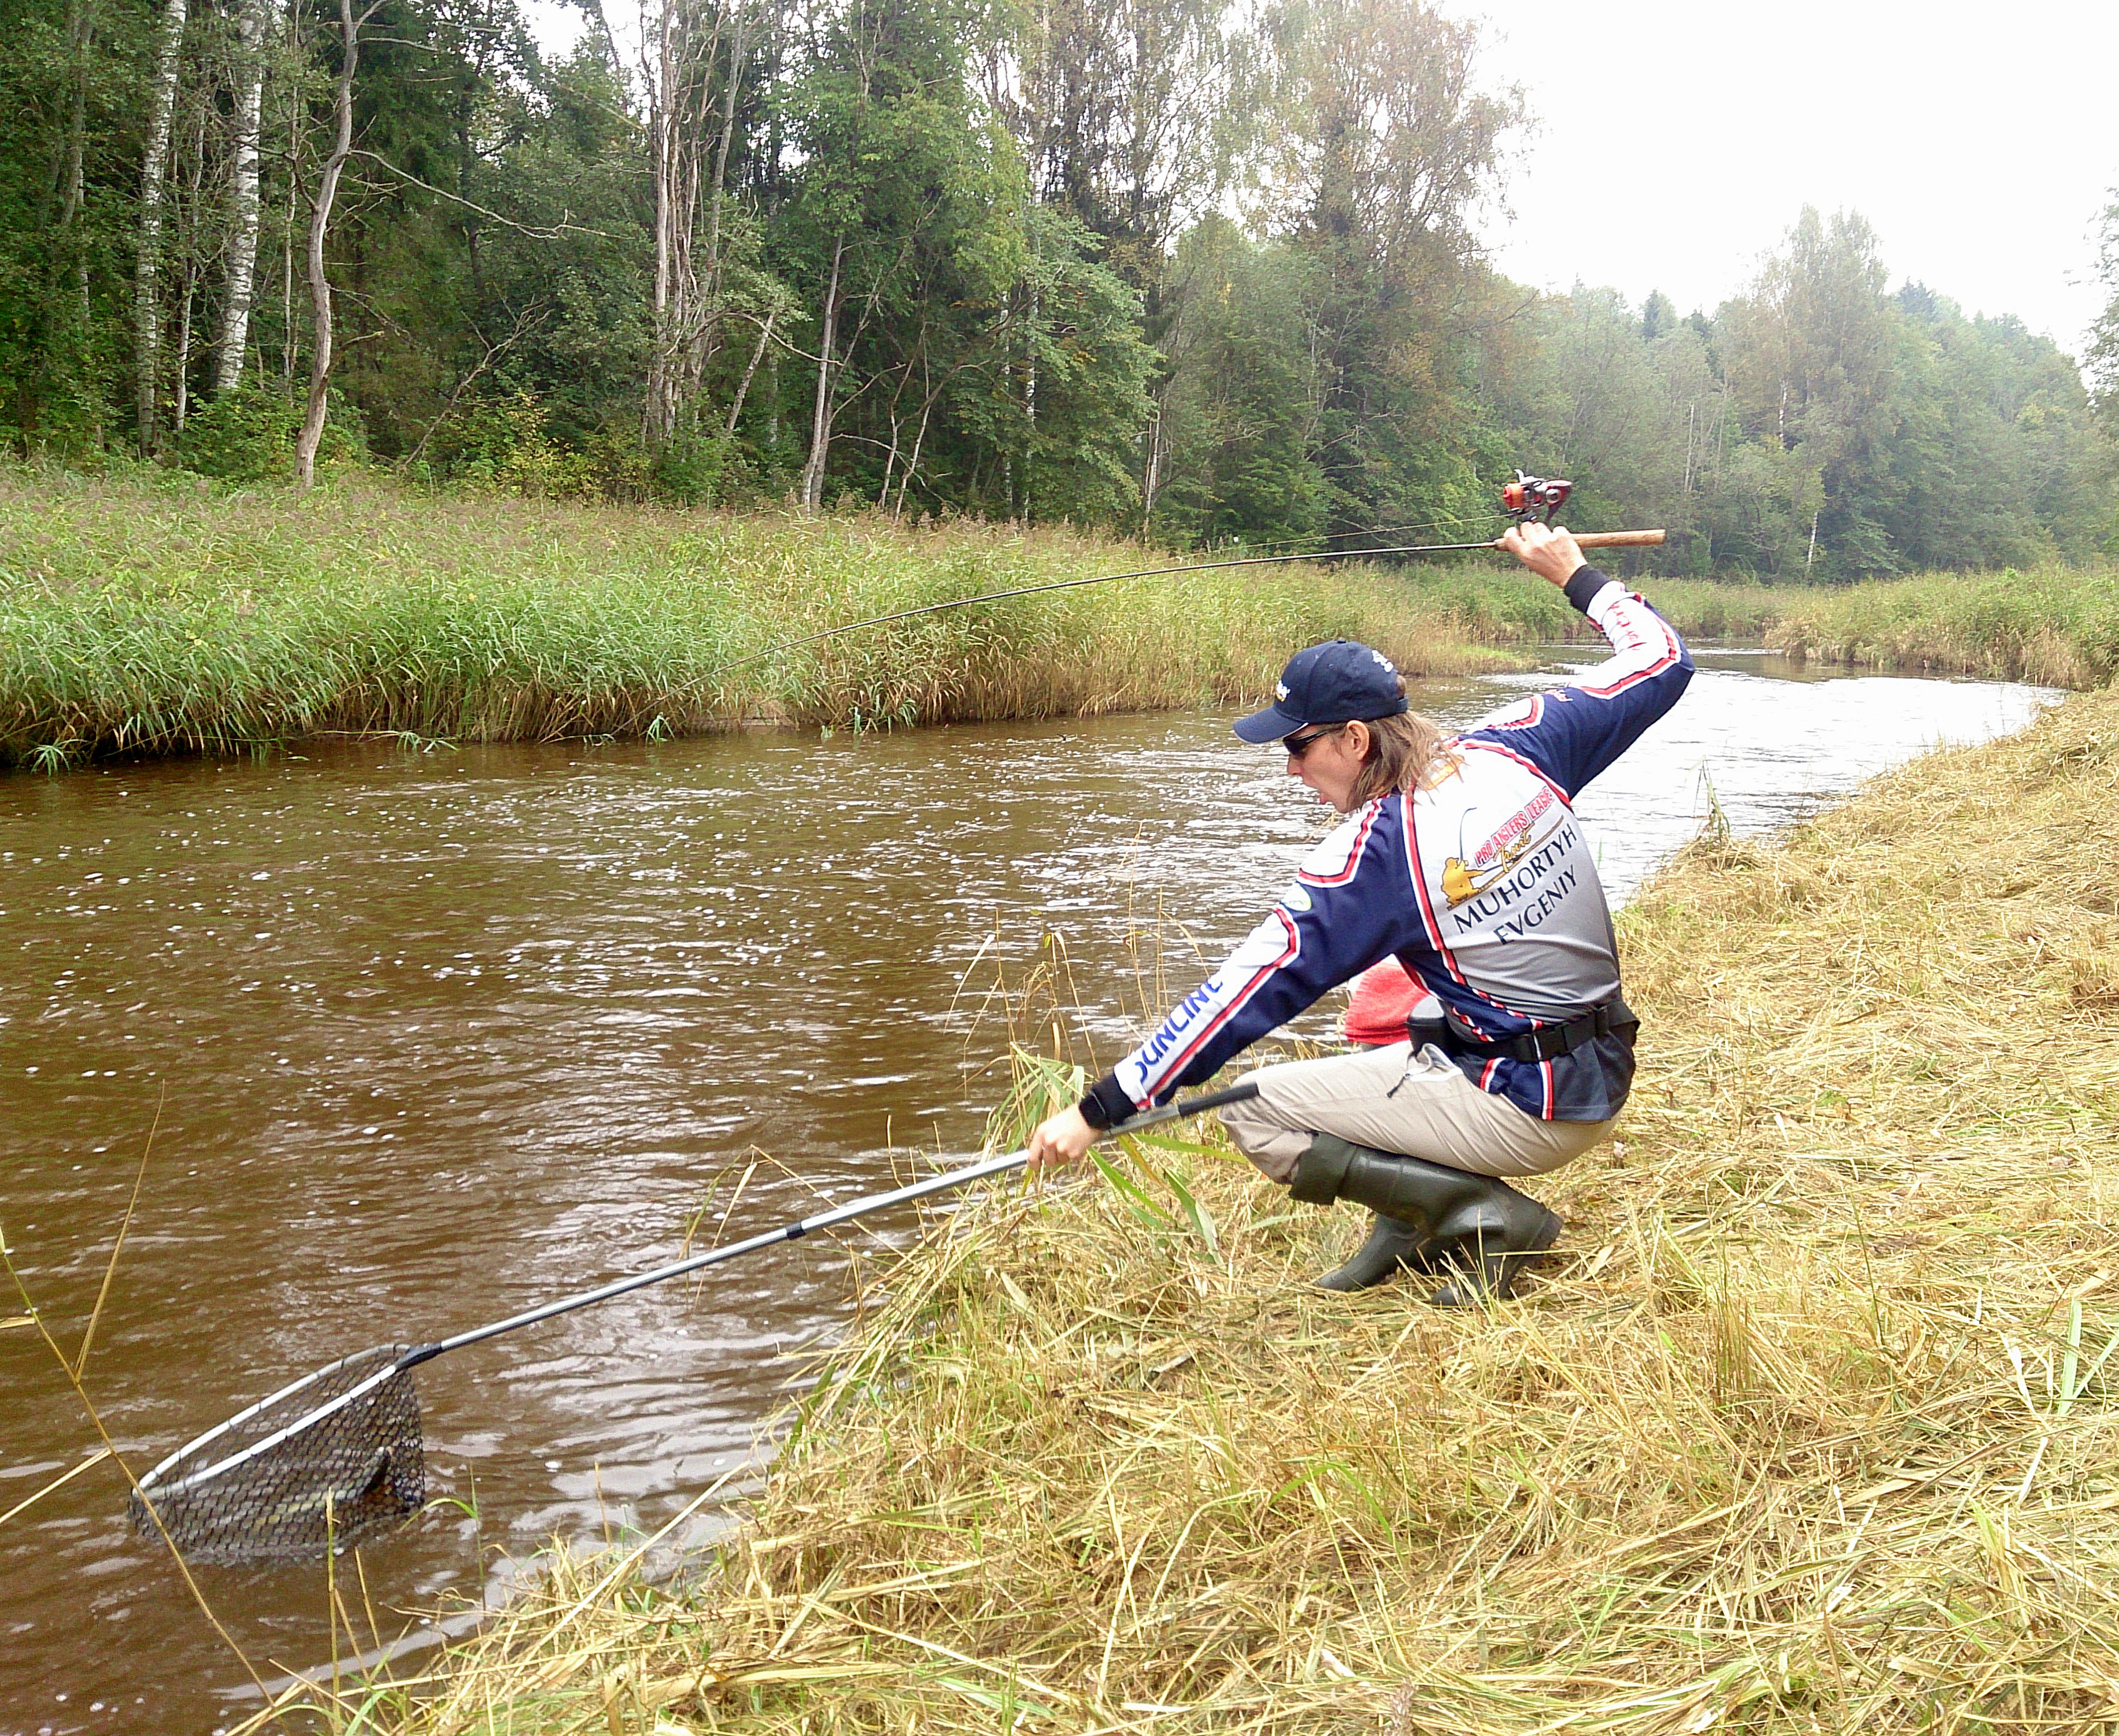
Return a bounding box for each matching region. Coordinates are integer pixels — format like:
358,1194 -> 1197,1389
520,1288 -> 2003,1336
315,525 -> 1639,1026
1442,789 -> 1560,908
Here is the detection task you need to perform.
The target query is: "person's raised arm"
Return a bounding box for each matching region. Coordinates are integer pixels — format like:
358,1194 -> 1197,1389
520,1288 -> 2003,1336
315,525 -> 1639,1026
1472,522 -> 1694,798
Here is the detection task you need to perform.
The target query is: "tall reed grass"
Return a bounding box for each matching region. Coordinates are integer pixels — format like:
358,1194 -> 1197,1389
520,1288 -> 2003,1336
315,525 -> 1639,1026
1765,567 -> 2119,686
7,463 -> 2111,771
352,685 -> 2119,1736
0,467 -> 1525,769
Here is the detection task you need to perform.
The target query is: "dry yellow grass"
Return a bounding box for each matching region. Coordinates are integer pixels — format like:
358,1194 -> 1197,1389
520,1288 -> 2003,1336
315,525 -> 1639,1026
354,687 -> 2119,1736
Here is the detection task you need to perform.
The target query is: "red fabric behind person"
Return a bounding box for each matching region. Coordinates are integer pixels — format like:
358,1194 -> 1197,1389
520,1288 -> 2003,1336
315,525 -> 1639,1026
1343,957 -> 1436,1047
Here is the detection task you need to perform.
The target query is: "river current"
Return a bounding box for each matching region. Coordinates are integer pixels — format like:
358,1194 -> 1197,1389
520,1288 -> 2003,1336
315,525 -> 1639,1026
0,652 -> 2055,1734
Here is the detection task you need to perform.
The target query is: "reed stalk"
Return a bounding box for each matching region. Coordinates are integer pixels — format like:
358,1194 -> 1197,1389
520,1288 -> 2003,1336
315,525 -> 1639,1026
0,466 -> 1522,769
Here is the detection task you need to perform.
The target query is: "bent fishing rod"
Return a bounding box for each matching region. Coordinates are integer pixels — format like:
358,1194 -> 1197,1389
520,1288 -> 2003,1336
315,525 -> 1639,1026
705,473 -> 1664,682
128,1079 -> 1259,1565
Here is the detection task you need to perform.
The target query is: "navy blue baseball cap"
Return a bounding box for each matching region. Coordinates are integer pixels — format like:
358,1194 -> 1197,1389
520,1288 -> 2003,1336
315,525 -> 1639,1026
1233,639 -> 1410,743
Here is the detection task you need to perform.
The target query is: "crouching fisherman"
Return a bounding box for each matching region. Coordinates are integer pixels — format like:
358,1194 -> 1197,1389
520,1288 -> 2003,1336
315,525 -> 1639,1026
1026,524 -> 1694,1304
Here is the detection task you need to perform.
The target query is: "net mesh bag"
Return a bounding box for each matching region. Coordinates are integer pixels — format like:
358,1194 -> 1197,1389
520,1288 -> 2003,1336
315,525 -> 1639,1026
129,1343 -> 427,1565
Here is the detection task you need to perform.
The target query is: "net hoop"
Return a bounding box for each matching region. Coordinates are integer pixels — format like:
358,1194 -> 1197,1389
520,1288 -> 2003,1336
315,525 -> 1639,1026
134,1343 -> 414,1505
130,1343 -> 427,1563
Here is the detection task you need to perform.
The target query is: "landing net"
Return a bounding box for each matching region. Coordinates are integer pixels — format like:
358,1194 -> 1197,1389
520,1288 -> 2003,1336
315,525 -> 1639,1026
128,1343 -> 426,1565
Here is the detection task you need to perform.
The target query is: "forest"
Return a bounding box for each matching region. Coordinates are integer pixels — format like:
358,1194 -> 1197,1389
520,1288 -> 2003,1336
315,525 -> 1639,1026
3,0 -> 2117,580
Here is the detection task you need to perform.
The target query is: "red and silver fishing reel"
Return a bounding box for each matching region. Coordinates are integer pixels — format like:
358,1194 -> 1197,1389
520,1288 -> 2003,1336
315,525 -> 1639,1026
1502,471 -> 1572,525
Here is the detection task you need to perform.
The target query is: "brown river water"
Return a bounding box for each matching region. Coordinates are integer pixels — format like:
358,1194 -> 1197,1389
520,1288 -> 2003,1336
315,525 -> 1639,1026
0,653 -> 2055,1734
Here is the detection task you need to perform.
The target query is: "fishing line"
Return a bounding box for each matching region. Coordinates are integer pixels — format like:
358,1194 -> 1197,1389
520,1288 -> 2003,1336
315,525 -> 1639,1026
702,534 -> 1515,682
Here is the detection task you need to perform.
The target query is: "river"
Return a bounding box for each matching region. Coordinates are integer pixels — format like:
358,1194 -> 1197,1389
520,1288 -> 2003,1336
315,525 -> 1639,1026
0,652 -> 2055,1734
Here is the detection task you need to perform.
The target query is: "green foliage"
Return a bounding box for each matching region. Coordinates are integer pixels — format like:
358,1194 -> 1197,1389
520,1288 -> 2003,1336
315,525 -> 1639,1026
1152,219 -> 1324,547
174,386 -> 364,481
2090,195 -> 2119,438
1487,212 -> 2111,582
0,0 -> 2103,569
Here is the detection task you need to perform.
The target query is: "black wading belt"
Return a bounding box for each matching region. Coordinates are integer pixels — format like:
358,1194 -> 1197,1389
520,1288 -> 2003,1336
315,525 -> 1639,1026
1410,997 -> 1638,1065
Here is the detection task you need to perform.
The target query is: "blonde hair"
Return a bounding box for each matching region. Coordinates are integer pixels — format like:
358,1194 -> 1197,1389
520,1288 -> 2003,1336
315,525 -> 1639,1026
1345,691 -> 1454,809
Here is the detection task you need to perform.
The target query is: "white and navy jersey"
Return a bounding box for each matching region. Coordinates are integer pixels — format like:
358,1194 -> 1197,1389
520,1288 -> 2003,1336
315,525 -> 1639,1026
1096,571 -> 1692,1124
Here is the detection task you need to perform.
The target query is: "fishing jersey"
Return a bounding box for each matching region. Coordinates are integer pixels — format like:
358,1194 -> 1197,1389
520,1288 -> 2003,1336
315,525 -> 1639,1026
1082,568 -> 1693,1126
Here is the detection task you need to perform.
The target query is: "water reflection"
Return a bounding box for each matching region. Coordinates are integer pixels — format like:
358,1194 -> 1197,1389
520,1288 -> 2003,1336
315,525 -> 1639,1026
0,653 -> 2054,1734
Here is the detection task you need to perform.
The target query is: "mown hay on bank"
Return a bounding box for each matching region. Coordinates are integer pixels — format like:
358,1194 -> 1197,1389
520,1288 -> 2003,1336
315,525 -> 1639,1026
369,684 -> 2119,1735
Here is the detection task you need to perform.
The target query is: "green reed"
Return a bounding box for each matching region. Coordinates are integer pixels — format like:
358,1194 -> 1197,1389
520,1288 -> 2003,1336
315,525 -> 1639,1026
1762,565 -> 2119,686
0,465 -> 1529,768
5,462 -> 2112,770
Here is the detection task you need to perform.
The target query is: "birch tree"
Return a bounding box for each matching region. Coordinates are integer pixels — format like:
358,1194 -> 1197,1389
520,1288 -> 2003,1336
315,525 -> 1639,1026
997,0 -> 1241,277
642,0 -> 759,448
214,0 -> 269,394
797,232 -> 842,510
1267,0 -> 1519,541
134,0 -> 187,451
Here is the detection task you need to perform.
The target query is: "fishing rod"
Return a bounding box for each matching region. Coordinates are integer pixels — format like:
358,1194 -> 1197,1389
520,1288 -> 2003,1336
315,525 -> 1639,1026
127,1080 -> 1260,1565
705,473 -> 1665,682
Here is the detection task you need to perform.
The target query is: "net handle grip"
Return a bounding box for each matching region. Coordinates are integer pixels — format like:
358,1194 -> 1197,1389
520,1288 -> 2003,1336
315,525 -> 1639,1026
419,1080 -> 1259,1361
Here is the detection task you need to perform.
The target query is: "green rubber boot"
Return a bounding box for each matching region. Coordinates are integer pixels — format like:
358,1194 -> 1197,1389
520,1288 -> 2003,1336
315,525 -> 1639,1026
1312,1213 -> 1444,1293
1290,1134 -> 1561,1304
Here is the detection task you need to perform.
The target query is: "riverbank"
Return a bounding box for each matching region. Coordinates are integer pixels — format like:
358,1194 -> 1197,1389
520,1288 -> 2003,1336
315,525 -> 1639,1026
3,466 -> 1526,769
360,685 -> 2119,1735
1763,567 -> 2119,687
6,465 -> 2113,770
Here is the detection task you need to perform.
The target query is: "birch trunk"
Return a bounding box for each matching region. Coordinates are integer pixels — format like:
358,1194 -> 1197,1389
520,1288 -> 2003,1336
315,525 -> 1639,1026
723,310 -> 773,435
644,0 -> 750,447
173,267 -> 194,428
799,236 -> 844,512
58,1 -> 87,232
214,0 -> 268,394
642,0 -> 678,442
894,393 -> 933,521
134,0 -> 187,453
281,39 -> 299,391
701,2 -> 747,303
294,0 -> 365,491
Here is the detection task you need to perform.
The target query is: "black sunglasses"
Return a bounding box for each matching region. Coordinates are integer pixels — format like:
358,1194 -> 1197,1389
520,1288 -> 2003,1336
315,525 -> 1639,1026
1281,723 -> 1347,758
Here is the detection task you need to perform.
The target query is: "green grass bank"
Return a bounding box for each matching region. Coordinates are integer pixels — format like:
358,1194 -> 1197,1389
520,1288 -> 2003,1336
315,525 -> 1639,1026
5,464 -> 2115,771
334,684 -> 2119,1736
0,467 -> 1530,770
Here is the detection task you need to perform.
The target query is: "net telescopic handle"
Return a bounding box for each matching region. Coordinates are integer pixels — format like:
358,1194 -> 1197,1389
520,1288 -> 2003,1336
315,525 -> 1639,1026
406,1080 -> 1260,1368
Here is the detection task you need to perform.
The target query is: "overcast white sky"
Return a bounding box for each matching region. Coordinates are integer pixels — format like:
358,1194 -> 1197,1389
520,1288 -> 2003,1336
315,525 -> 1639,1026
1480,0 -> 2118,354
527,0 -> 2119,358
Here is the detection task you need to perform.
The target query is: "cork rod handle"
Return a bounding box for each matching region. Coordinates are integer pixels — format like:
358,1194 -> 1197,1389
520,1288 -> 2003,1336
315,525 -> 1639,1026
1567,529 -> 1666,548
